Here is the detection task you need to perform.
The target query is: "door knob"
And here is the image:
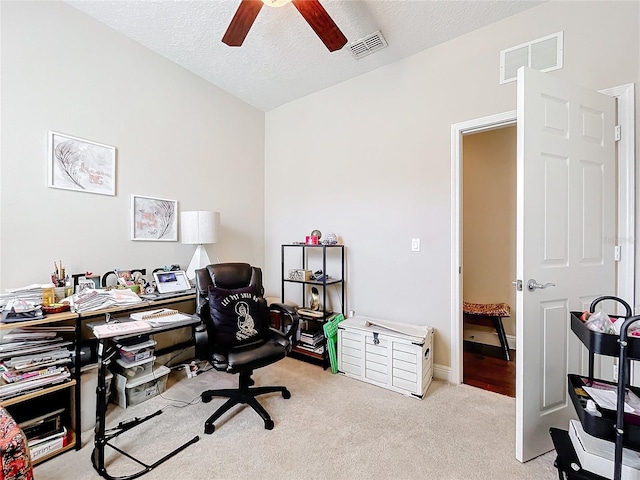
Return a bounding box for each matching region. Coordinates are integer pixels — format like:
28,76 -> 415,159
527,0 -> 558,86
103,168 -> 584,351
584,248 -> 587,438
527,279 -> 556,291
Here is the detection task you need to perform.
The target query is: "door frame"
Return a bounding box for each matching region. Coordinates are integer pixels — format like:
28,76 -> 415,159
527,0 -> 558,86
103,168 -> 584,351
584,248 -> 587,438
450,83 -> 635,385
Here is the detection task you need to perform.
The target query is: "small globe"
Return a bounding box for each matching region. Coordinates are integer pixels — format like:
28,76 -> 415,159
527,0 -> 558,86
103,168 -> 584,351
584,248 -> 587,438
310,229 -> 322,239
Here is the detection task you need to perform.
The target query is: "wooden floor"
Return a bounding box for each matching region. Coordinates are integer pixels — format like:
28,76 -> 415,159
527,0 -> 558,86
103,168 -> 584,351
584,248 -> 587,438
463,341 -> 516,397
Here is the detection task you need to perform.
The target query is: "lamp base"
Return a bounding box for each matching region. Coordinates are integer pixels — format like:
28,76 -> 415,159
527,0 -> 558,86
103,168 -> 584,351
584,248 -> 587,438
186,244 -> 211,281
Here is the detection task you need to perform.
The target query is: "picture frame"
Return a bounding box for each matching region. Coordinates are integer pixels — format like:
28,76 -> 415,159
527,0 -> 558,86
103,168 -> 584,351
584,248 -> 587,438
48,131 -> 116,196
131,194 -> 178,241
77,278 -> 97,293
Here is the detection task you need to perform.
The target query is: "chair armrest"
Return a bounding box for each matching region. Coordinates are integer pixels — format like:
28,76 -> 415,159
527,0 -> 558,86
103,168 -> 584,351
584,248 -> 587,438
269,302 -> 299,342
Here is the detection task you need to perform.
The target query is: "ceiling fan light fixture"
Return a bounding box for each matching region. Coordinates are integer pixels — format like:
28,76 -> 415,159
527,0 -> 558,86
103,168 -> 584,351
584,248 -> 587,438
262,0 -> 292,7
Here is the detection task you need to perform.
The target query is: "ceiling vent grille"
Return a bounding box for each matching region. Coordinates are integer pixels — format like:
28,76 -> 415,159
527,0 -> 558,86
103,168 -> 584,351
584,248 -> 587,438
349,31 -> 388,59
500,32 -> 563,84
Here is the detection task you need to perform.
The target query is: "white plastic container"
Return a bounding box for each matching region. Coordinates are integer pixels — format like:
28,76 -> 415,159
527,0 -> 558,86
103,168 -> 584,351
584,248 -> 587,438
118,339 -> 156,363
114,365 -> 170,408
113,356 -> 156,380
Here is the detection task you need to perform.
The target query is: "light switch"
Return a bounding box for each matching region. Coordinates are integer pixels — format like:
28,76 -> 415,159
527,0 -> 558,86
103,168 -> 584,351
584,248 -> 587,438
411,238 -> 421,252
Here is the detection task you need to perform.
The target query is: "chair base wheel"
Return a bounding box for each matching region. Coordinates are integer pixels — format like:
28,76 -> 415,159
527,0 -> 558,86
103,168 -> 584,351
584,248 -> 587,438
282,389 -> 291,399
202,395 -> 212,403
204,424 -> 215,434
264,419 -> 274,430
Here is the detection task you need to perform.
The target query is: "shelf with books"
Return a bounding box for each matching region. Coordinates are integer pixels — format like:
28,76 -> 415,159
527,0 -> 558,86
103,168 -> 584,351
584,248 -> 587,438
281,244 -> 345,369
0,308 -> 79,464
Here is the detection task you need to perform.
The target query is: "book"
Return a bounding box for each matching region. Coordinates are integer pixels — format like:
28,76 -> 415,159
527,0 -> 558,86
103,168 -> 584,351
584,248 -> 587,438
2,365 -> 65,383
93,320 -> 152,339
0,370 -> 71,398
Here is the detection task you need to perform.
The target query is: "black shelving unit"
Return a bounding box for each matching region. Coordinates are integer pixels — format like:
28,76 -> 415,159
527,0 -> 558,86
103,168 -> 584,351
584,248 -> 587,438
280,243 -> 345,367
552,296 -> 639,480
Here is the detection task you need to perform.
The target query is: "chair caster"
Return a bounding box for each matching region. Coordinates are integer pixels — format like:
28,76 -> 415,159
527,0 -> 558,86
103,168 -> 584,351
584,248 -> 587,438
202,395 -> 212,403
282,389 -> 291,399
264,419 -> 274,430
204,423 -> 215,434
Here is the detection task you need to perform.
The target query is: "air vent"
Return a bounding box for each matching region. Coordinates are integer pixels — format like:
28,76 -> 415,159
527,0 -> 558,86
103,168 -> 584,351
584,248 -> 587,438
500,32 -> 563,84
348,31 -> 388,59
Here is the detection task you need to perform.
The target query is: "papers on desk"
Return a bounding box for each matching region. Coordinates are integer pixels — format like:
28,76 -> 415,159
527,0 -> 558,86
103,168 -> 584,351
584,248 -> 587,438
71,288 -> 142,313
0,284 -> 53,309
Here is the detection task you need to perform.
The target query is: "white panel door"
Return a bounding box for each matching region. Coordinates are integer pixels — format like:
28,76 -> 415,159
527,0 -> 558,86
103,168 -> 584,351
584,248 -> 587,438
515,67 -> 615,462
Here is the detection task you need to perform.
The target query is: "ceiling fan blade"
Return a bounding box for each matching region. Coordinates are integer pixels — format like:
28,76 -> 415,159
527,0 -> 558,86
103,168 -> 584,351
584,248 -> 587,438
222,0 -> 264,47
291,0 -> 347,52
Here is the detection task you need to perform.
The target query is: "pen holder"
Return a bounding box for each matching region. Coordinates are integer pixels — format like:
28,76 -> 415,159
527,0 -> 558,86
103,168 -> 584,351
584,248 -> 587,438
54,287 -> 71,302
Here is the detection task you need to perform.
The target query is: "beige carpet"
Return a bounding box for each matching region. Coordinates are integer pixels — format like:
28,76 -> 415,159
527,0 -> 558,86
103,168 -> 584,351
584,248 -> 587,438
35,357 -> 558,479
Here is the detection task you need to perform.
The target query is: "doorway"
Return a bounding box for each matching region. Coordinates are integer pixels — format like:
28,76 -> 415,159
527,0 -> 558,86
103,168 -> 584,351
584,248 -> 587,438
450,81 -> 635,461
461,125 -> 517,397
450,84 -> 635,388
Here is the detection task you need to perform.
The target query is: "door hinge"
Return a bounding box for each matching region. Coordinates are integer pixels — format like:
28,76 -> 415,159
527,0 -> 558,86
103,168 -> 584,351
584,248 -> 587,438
615,125 -> 621,141
615,245 -> 621,262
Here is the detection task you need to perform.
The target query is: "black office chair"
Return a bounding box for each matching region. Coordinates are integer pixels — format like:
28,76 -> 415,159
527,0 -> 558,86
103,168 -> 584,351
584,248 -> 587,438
194,262 -> 299,434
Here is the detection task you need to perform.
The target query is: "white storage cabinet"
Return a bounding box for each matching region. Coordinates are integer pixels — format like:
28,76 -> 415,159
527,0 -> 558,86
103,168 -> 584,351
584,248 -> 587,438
337,316 -> 433,398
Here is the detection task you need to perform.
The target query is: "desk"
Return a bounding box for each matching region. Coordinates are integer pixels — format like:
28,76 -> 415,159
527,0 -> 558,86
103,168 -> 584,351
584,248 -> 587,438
0,293 -> 196,465
75,293 -> 196,450
88,315 -> 201,480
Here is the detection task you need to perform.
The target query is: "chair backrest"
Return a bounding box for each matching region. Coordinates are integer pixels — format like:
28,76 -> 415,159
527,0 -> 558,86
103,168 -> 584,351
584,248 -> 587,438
195,263 -> 263,315
195,263 -> 269,354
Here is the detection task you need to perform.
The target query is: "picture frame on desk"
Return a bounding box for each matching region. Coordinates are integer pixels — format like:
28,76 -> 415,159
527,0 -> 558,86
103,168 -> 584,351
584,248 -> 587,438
47,131 -> 116,196
130,194 -> 178,241
77,279 -> 96,293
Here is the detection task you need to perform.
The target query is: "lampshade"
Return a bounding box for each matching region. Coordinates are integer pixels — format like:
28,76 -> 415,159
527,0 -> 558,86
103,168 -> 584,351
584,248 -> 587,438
181,211 -> 220,281
180,211 -> 219,245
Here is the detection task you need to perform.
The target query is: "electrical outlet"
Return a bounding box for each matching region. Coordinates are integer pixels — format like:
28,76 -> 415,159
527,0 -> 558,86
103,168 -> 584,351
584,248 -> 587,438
411,238 -> 421,252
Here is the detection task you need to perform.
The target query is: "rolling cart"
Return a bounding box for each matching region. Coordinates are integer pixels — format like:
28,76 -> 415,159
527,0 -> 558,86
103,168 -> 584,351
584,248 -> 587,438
551,296 -> 640,480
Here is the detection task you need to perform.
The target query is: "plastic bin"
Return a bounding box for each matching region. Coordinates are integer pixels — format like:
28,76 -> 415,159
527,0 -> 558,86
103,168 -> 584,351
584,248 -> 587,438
118,339 -> 156,363
114,365 -> 170,408
113,356 -> 156,380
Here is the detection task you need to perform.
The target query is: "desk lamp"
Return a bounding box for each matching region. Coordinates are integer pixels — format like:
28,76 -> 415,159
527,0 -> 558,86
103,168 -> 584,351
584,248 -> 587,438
181,211 -> 220,281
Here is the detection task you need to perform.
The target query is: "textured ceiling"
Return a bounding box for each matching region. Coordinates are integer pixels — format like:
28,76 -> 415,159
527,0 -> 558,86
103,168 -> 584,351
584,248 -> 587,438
66,0 -> 544,111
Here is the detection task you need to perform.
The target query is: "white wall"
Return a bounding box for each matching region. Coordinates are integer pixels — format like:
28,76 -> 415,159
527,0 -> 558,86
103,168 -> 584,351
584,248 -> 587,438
0,1 -> 266,288
264,1 -> 640,367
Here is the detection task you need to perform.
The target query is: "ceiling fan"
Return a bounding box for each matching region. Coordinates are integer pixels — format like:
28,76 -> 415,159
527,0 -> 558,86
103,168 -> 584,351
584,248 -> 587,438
222,0 -> 348,52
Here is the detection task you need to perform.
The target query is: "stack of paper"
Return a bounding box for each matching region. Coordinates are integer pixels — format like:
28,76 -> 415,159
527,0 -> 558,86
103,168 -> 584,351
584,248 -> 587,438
71,288 -> 142,313
0,327 -> 74,399
0,284 -> 53,309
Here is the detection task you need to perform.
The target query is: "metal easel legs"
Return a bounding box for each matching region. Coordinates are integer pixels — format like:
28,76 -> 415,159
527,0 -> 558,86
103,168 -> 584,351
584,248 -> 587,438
91,338 -> 199,480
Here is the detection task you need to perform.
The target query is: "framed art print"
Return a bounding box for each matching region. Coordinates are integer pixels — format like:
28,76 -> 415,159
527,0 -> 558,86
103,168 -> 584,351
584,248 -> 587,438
131,194 -> 178,241
48,131 -> 116,195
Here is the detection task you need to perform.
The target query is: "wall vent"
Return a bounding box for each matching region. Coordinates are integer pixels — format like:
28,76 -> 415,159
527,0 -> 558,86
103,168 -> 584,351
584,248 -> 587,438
500,32 -> 563,84
348,31 -> 388,60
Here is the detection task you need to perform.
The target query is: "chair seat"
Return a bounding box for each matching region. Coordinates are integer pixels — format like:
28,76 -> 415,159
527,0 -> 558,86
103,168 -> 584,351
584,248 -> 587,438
227,338 -> 288,373
463,301 -> 511,318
